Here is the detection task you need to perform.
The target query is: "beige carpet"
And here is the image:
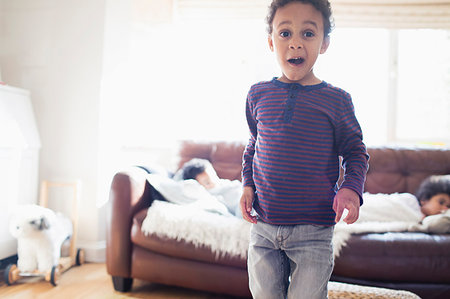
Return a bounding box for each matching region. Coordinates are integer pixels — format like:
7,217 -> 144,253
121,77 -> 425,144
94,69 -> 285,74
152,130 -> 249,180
328,281 -> 420,299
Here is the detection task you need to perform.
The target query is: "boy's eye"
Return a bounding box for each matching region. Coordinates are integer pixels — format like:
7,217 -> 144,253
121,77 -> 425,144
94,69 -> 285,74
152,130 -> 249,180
304,31 -> 315,38
280,31 -> 291,38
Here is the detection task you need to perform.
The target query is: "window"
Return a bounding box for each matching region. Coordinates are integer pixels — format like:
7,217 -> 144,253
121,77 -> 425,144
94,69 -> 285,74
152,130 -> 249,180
396,29 -> 450,144
316,28 -> 450,146
99,2 -> 450,171
315,28 -> 391,146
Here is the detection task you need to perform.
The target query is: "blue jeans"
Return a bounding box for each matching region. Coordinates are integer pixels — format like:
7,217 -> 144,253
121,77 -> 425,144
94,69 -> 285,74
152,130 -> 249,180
247,222 -> 334,299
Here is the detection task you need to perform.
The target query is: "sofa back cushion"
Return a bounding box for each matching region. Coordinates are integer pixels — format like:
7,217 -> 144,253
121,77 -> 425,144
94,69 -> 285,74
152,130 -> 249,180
177,141 -> 450,195
177,141 -> 245,181
364,147 -> 450,194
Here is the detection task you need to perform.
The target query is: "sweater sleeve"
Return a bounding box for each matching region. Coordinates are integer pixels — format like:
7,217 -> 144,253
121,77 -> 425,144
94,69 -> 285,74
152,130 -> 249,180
335,94 -> 369,203
242,94 -> 257,188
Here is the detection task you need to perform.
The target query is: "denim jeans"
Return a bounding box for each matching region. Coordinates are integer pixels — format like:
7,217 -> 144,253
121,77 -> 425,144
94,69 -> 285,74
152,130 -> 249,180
247,221 -> 334,299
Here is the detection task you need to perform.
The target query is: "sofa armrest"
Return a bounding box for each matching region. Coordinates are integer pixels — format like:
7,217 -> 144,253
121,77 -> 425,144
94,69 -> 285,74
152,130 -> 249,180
106,166 -> 153,278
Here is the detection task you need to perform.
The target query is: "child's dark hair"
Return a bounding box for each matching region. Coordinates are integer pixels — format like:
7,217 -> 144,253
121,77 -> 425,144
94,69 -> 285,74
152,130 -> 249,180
416,175 -> 450,204
181,158 -> 210,180
266,0 -> 334,37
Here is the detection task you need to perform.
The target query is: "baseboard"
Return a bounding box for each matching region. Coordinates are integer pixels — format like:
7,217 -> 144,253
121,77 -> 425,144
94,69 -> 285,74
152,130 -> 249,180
77,240 -> 106,263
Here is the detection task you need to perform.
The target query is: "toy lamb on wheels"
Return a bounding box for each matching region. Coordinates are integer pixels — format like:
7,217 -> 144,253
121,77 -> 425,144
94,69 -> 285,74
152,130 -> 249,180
5,204 -> 84,286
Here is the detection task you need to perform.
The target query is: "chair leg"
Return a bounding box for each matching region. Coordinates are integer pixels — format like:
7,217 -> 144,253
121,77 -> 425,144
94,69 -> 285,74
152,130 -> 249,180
112,276 -> 133,292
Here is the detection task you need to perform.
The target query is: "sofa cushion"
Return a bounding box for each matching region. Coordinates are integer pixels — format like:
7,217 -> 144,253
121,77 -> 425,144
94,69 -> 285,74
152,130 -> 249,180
131,209 -> 247,269
365,147 -> 450,194
334,232 -> 450,284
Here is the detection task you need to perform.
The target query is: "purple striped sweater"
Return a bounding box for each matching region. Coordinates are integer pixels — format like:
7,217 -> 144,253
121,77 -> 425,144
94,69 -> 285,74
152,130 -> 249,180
242,78 -> 369,226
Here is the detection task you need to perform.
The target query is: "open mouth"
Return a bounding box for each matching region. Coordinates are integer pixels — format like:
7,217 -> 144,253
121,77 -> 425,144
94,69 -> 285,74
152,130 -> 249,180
288,57 -> 304,65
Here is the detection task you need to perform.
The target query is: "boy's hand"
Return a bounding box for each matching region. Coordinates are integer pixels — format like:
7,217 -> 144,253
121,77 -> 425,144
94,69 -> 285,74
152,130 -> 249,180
240,186 -> 257,224
333,188 -> 360,224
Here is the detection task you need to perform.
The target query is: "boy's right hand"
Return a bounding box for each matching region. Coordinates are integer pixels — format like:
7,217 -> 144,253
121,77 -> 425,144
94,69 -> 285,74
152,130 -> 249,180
240,186 -> 257,224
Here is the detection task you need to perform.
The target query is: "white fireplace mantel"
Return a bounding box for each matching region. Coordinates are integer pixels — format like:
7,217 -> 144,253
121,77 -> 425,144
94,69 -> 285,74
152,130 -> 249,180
0,84 -> 41,260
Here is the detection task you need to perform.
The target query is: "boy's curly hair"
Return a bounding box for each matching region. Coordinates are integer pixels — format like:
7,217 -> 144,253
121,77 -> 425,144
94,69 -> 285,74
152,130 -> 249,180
266,0 -> 334,37
416,175 -> 450,204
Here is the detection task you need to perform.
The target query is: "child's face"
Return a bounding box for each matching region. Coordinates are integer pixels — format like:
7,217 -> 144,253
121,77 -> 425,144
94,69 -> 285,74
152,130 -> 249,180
420,193 -> 450,216
195,171 -> 216,190
268,2 -> 329,85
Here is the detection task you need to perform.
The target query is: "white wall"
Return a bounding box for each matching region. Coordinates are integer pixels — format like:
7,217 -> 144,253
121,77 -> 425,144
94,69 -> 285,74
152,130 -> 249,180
0,0 -> 107,261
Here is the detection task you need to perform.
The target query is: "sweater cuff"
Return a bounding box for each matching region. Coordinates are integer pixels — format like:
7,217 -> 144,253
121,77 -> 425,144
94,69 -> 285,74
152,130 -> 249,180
242,177 -> 255,189
339,183 -> 364,206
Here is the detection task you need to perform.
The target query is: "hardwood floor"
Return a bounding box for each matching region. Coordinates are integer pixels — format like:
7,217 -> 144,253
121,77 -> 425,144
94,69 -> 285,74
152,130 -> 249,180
1,263 -> 423,299
0,263 -> 242,299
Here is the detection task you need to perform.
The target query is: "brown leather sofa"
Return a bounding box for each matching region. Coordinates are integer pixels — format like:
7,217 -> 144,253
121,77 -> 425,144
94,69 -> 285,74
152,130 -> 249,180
106,141 -> 450,299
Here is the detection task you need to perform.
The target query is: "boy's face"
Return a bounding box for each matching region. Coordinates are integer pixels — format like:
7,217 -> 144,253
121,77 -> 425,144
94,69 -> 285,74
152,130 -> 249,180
420,193 -> 450,216
268,1 -> 329,85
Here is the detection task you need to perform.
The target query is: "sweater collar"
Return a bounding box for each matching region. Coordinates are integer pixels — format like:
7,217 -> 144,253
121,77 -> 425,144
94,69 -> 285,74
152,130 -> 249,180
271,77 -> 327,91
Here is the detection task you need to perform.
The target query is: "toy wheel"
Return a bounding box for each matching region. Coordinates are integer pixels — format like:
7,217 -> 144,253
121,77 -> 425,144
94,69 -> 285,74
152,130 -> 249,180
76,248 -> 85,266
4,264 -> 18,285
50,266 -> 60,286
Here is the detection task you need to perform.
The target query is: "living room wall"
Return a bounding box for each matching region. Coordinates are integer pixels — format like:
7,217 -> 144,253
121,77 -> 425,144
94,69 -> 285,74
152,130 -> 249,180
0,0 -> 107,261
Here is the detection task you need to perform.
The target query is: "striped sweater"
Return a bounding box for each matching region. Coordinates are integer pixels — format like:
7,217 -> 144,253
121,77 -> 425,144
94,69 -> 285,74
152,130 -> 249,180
242,78 -> 369,226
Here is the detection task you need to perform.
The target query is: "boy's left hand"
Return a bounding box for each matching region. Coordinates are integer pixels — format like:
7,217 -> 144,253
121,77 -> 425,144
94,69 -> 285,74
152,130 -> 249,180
333,188 -> 360,224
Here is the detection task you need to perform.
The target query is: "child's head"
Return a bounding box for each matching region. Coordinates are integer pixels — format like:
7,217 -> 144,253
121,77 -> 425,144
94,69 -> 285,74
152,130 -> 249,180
266,0 -> 334,37
181,158 -> 218,190
266,0 -> 333,85
416,175 -> 450,216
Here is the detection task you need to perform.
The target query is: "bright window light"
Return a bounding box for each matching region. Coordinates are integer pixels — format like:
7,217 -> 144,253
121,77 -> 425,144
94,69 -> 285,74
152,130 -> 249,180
99,13 -> 450,171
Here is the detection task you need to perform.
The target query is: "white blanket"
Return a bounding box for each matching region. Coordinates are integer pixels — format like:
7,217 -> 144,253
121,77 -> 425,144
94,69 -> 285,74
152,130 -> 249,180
146,174 -> 242,217
142,200 -> 250,258
333,192 -> 423,256
141,184 -> 425,258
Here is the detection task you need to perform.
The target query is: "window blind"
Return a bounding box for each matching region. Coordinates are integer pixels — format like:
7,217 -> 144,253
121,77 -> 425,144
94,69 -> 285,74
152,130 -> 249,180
175,0 -> 271,21
175,0 -> 450,29
332,0 -> 450,29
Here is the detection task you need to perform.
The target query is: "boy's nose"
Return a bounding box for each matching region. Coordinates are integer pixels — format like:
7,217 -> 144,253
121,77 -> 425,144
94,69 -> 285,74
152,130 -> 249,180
289,35 -> 303,49
289,40 -> 302,49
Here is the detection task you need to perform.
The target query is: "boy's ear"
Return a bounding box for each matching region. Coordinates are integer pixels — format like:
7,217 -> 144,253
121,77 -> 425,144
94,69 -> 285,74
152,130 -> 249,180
320,36 -> 330,54
268,35 -> 274,52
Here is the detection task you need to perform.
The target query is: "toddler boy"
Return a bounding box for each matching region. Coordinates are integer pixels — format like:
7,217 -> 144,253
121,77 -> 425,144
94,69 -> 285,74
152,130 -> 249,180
240,1 -> 369,298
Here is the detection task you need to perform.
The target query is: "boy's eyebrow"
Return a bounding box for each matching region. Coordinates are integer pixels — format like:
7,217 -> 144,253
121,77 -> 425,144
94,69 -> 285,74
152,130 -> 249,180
303,20 -> 319,29
276,20 -> 319,29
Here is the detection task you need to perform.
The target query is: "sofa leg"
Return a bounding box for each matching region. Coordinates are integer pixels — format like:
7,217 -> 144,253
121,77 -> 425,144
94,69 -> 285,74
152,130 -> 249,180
112,276 -> 133,292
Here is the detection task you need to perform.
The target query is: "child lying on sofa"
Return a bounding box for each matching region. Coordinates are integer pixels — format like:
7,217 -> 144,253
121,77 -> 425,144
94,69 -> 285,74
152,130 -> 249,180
144,158 -> 243,217
331,174 -> 450,256
179,158 -> 220,190
410,175 -> 450,234
334,174 -> 450,225
416,174 -> 450,217
333,174 -> 450,253
179,158 -> 243,218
